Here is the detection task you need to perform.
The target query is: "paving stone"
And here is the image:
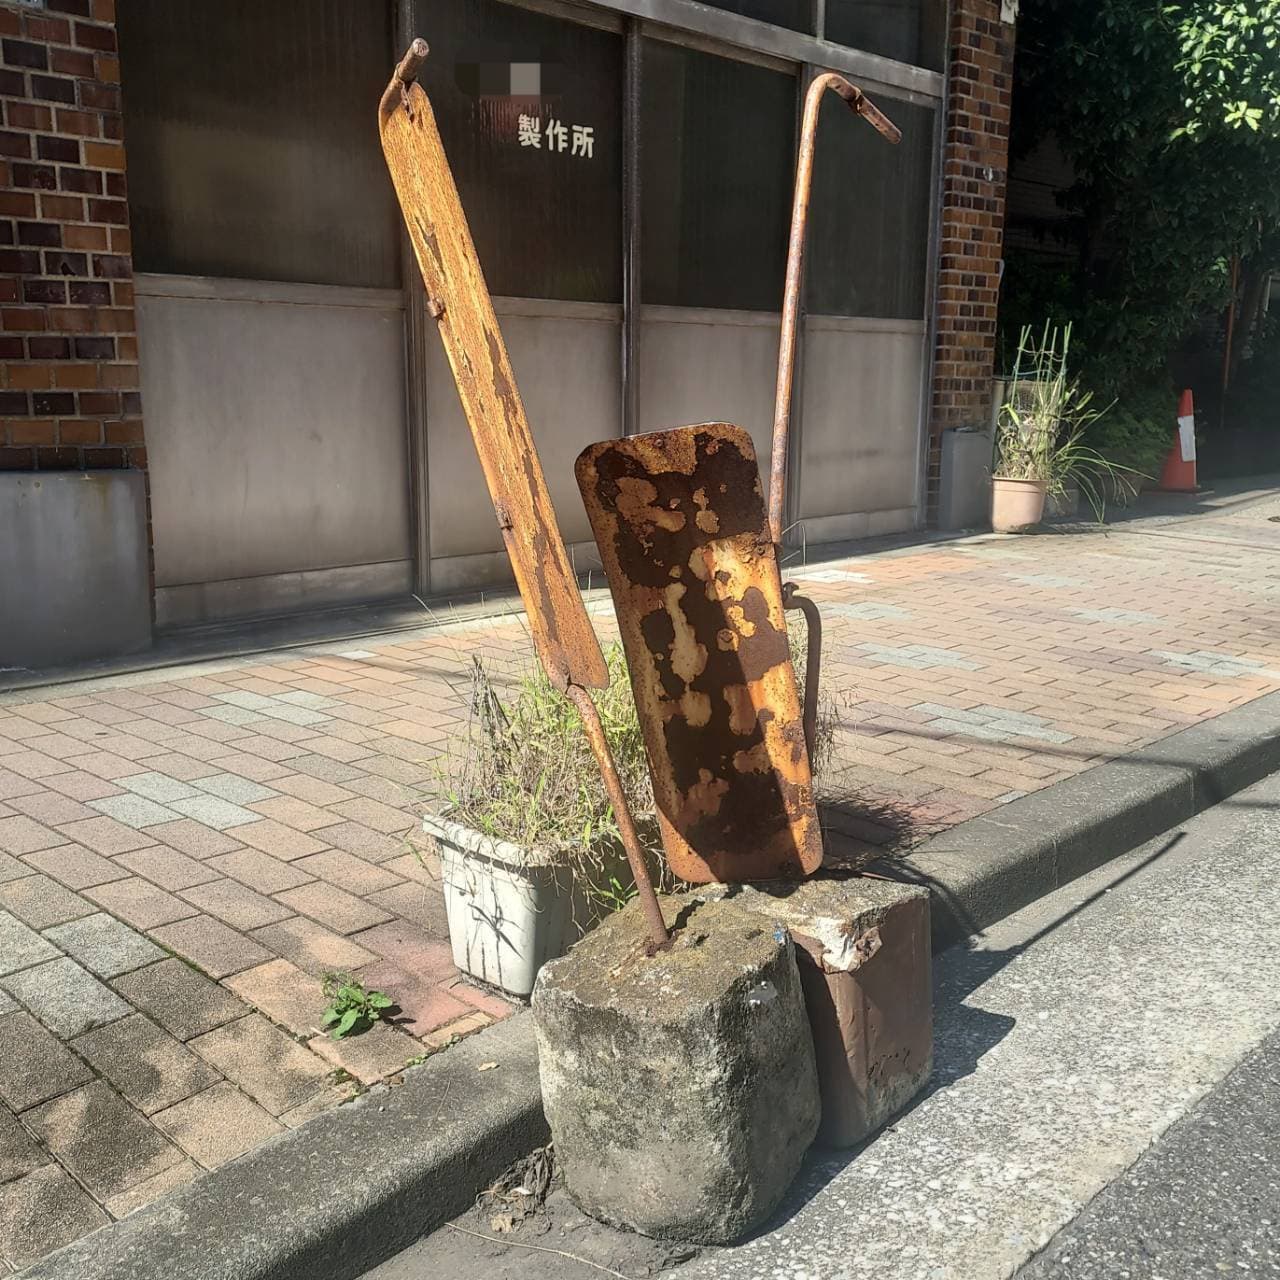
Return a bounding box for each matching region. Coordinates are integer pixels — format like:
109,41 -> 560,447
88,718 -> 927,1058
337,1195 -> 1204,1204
0,910 -> 60,975
307,1019 -> 424,1084
166,795 -> 261,830
140,752 -> 224,781
0,1106 -> 46,1183
54,816 -> 154,856
179,878 -> 293,931
292,849 -> 402,896
0,751 -> 69,782
224,958 -> 328,1037
0,1012 -> 94,1109
247,795 -> 344,833
382,848 -> 440,885
0,989 -> 13,1015
367,881 -> 449,937
354,959 -> 469,1036
251,916 -> 378,977
0,1164 -> 109,1269
21,843 -> 129,890
84,876 -> 197,930
44,912 -> 164,979
87,794 -> 182,830
7,792 -> 98,826
289,754 -> 366,784
349,920 -> 455,979
422,1010 -> 491,1050
275,882 -> 392,935
152,1083 -> 284,1170
116,771 -> 202,803
0,817 -> 66,856
207,848 -> 314,895
191,773 -> 278,805
0,875 -> 93,930
111,958 -> 246,1041
115,844 -> 222,891
72,1014 -> 220,1115
146,818 -> 245,859
1,957 -> 132,1038
24,1080 -> 184,1200
190,1013 -> 329,1115
269,773 -> 356,806
445,976 -> 517,1021
0,851 -> 32,885
0,768 -> 44,802
42,770 -> 123,802
329,797 -> 415,835
278,1086 -> 348,1129
233,819 -> 330,861
149,915 -> 274,980
105,1159 -> 200,1220
319,821 -> 406,863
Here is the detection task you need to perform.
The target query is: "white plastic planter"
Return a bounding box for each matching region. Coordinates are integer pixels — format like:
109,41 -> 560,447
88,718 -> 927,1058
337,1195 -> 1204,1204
424,814 -> 624,999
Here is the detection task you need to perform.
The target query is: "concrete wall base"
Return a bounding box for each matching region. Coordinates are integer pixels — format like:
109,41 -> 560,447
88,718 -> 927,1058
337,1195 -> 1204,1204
1,472 -> 151,672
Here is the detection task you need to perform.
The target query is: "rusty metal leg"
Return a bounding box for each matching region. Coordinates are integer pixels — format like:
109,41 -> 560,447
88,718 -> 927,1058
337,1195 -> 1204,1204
566,684 -> 669,950
782,583 -> 823,766
767,73 -> 901,548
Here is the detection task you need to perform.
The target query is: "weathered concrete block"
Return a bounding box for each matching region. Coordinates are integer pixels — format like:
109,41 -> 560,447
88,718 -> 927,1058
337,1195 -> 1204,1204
726,877 -> 932,1147
531,894 -> 820,1244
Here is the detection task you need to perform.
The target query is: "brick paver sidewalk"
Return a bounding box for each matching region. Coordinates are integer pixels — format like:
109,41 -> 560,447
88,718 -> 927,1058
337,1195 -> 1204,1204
3,487 -> 1280,1267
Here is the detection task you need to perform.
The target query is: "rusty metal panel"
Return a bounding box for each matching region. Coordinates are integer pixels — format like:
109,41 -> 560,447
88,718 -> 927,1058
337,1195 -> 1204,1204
576,423 -> 822,883
378,45 -> 607,692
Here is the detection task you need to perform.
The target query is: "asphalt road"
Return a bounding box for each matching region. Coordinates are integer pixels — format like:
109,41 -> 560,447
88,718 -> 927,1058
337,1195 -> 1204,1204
1017,1025 -> 1280,1279
365,768 -> 1280,1280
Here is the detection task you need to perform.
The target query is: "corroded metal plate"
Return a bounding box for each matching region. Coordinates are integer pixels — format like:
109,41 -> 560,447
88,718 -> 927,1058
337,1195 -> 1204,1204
576,424 -> 822,883
379,65 -> 606,692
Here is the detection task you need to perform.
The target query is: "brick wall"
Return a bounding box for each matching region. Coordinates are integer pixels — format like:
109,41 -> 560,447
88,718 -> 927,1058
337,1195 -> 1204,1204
927,0 -> 1015,521
0,0 -> 143,472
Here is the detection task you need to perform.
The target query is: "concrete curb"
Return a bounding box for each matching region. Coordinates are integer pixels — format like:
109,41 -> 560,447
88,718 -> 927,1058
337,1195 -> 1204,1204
20,691 -> 1280,1280
19,1015 -> 546,1280
905,688 -> 1280,950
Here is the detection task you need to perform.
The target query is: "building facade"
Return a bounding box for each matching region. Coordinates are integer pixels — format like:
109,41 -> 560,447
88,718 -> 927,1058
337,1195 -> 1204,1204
0,0 -> 1013,666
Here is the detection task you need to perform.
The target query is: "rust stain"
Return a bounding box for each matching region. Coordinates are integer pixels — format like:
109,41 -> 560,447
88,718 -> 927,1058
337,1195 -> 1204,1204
576,423 -> 822,883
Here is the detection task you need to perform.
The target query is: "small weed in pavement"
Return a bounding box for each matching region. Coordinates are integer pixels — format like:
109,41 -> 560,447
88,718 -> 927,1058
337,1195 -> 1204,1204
320,972 -> 393,1038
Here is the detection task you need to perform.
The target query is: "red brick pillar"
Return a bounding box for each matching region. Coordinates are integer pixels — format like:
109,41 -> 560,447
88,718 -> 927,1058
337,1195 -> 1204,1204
926,0 -> 1014,523
0,0 -> 144,474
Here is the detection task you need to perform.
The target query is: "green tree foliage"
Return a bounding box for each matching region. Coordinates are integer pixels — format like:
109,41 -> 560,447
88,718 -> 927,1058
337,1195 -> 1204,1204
1006,0 -> 1280,398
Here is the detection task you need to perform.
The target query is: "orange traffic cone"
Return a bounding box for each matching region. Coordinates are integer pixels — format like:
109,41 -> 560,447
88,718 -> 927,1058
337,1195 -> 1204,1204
1158,389 -> 1198,492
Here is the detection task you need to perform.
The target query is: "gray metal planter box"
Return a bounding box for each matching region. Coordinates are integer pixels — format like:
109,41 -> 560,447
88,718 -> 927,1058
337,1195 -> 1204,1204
1,471 -> 151,672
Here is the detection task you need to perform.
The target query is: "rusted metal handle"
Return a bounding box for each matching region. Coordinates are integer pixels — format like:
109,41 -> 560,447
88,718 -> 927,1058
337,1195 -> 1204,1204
782,583 -> 823,767
379,37 -> 429,124
566,684 -> 670,950
768,73 -> 901,547
830,77 -> 903,144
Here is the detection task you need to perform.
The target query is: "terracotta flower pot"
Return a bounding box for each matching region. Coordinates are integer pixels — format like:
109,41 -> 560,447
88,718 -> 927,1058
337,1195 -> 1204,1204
991,477 -> 1047,533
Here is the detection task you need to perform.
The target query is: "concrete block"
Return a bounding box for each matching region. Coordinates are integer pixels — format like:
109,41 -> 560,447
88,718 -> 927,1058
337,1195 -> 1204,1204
532,894 -> 820,1245
725,878 -> 933,1148
0,471 -> 151,671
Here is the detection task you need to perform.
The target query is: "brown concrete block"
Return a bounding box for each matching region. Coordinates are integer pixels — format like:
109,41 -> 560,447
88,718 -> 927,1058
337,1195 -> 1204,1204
727,878 -> 932,1148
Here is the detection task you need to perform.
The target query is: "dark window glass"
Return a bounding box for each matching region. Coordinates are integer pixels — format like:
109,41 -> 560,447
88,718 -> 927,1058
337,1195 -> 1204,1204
118,0 -> 400,289
806,98 -> 934,318
702,1 -> 813,34
411,0 -> 622,302
825,0 -> 948,72
641,41 -> 795,311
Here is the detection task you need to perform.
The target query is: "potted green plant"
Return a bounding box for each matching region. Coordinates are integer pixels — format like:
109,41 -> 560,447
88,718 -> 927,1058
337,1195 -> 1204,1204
424,630 -> 846,999
423,645 -> 657,999
992,323 -> 1139,532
